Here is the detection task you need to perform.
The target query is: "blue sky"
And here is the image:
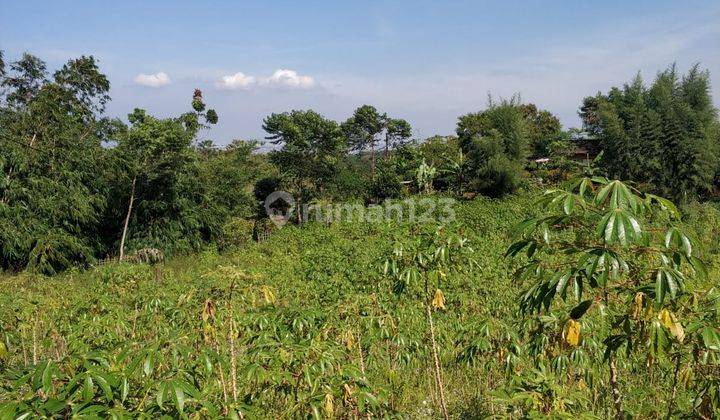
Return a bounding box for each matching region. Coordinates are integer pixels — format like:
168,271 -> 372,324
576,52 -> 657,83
1,0 -> 719,145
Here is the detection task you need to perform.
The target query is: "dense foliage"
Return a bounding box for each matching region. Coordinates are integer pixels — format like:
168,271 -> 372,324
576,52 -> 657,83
3,51 -> 718,274
580,64 -> 720,200
457,96 -> 566,197
1,49 -> 719,417
0,193 -> 718,418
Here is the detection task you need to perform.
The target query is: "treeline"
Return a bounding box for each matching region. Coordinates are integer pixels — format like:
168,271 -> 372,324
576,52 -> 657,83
1,51 -> 718,274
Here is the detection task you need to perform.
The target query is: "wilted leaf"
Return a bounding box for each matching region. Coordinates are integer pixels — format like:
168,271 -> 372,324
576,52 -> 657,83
563,319 -> 581,346
432,289 -> 446,310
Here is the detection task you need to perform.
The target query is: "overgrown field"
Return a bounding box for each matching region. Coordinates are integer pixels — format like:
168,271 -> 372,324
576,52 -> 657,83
1,192 -> 719,418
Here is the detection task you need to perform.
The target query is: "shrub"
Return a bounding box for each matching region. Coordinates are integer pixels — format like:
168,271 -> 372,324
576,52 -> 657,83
369,161 -> 404,201
219,217 -> 256,250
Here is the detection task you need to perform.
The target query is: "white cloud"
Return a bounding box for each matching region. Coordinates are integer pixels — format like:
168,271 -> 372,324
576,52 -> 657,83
133,72 -> 171,87
217,72 -> 256,89
263,69 -> 315,89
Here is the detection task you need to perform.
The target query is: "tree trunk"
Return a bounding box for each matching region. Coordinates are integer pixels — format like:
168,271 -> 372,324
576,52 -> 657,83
609,357 -> 623,419
119,176 -> 136,261
370,142 -> 376,180
426,303 -> 449,420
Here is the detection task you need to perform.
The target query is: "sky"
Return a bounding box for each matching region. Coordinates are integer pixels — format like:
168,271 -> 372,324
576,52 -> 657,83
1,0 -> 719,146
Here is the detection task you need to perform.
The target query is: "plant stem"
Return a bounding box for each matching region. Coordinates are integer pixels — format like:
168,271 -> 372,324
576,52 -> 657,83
229,318 -> 238,403
609,356 -> 623,419
119,176 -> 136,261
666,353 -> 682,419
426,303 -> 449,420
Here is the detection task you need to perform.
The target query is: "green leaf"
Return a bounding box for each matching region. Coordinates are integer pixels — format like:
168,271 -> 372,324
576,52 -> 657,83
563,195 -> 574,215
701,327 -> 720,351
689,256 -> 708,279
655,270 -> 666,308
573,277 -> 583,302
156,382 -> 167,410
83,375 -> 94,402
94,373 -> 113,402
121,377 -> 129,402
41,361 -> 54,393
172,381 -> 185,413
555,271 -> 571,299
143,354 -> 153,376
570,300 -> 593,319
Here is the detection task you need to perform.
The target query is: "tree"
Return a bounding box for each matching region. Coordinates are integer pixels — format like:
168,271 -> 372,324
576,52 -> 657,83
418,136 -> 465,193
263,110 -> 346,222
0,51 -> 6,79
383,117 -> 412,158
198,139 -> 273,221
114,90 -> 218,260
580,64 -> 720,200
369,159 -> 403,200
1,53 -> 49,108
520,103 -> 564,158
342,105 -> 384,180
457,96 -> 531,196
53,56 -> 110,117
0,53 -> 111,273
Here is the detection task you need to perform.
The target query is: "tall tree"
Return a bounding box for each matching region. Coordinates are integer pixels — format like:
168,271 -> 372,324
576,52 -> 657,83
581,64 -> 720,200
342,105 -> 384,179
0,53 -> 110,273
519,103 -> 563,158
456,95 -> 533,196
114,90 -> 218,260
383,117 -> 412,158
1,53 -> 47,107
263,110 -> 346,222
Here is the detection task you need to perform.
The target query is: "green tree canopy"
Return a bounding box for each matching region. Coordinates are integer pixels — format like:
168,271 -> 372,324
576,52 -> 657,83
580,64 -> 720,200
263,110 -> 346,221
0,53 -> 111,273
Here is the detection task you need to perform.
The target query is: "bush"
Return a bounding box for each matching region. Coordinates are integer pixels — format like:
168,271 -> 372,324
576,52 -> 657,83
475,154 -> 523,197
369,161 -> 404,201
465,136 -> 523,197
219,217 -> 256,250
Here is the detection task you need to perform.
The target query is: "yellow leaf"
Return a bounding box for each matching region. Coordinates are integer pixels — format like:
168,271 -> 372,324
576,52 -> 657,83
563,319 -> 581,346
659,309 -> 685,342
261,285 -> 276,305
632,292 -> 644,319
201,299 -> 216,322
0,341 -> 7,360
659,309 -> 673,328
432,289 -> 446,310
343,383 -> 354,404
323,393 -> 334,418
343,330 -> 355,351
202,324 -> 215,344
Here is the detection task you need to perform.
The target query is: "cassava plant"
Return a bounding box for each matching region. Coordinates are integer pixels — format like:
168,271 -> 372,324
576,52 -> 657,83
384,222 -> 476,419
506,177 -> 714,418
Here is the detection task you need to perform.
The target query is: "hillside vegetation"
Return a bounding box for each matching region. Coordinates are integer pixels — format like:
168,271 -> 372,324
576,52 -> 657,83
2,50 -> 720,418
1,192 -> 718,418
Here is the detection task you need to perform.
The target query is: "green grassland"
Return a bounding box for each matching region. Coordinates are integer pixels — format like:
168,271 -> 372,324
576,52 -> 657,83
0,193 -> 719,418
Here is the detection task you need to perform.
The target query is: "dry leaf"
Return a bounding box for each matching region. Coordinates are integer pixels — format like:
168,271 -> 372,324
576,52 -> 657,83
432,289 -> 446,310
